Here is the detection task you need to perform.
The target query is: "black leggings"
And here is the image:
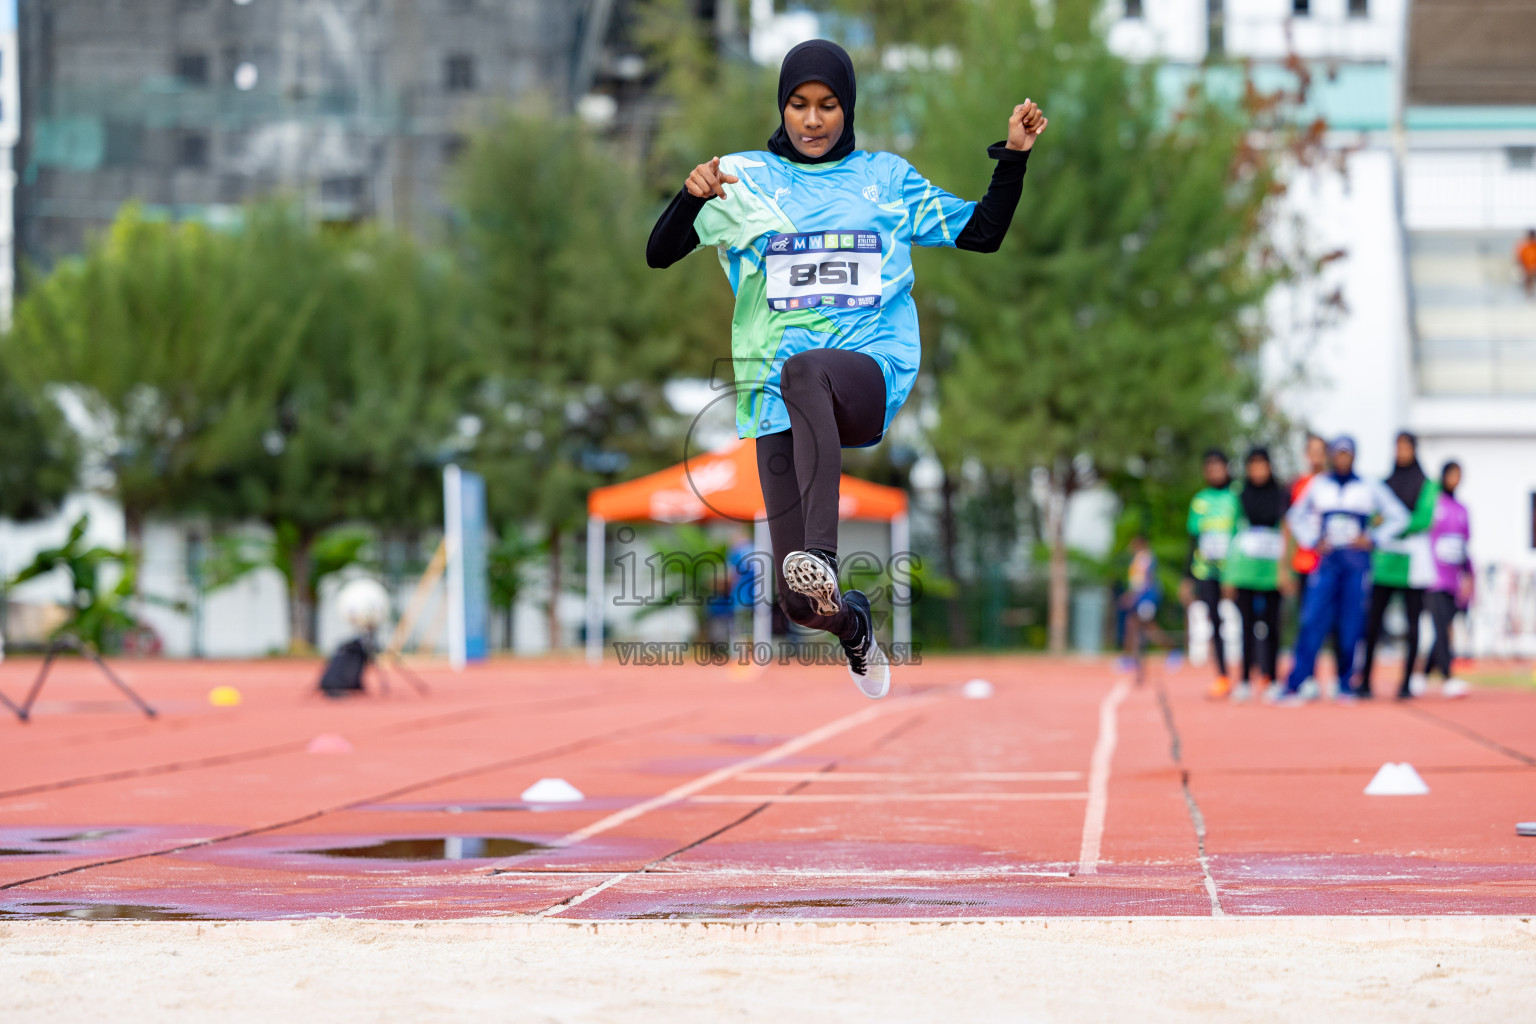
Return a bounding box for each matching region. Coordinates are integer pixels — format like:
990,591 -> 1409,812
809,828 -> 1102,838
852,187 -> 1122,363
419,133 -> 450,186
1360,584 -> 1424,693
756,348 -> 886,637
1192,577 -> 1228,677
1423,590 -> 1459,679
1234,588 -> 1281,682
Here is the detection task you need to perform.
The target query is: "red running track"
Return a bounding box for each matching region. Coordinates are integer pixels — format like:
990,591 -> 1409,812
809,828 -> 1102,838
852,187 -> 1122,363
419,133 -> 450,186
0,653 -> 1532,920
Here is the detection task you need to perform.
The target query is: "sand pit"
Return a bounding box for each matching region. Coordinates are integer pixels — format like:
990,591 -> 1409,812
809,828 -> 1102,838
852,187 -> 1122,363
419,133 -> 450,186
5,917 -> 1535,1022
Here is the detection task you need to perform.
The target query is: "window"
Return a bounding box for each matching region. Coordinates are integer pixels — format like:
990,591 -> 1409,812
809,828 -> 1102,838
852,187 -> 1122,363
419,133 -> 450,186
1207,0 -> 1224,56
178,132 -> 209,169
1125,0 -> 1143,18
175,52 -> 209,87
1509,147 -> 1536,170
1347,0 -> 1368,16
442,134 -> 468,164
445,54 -> 476,92
321,176 -> 365,204
1292,0 -> 1309,14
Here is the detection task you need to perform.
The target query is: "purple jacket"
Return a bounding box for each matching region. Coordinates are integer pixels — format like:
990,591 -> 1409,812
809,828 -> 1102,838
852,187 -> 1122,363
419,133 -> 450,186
1427,492 -> 1472,600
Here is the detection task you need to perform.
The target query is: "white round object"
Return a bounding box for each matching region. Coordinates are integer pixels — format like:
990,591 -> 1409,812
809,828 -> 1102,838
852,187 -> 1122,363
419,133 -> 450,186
337,577 -> 390,632
234,62 -> 258,91
962,678 -> 994,700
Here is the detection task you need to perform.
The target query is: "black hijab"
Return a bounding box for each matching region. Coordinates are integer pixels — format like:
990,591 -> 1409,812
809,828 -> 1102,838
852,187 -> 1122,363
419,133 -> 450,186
1385,432 -> 1427,510
1239,448 -> 1288,527
767,39 -> 857,165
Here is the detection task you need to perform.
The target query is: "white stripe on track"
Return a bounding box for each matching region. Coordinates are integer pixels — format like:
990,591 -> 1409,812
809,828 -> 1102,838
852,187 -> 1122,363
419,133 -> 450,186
689,792 -> 1087,804
737,771 -> 1082,782
532,696 -> 937,855
1076,679 -> 1132,876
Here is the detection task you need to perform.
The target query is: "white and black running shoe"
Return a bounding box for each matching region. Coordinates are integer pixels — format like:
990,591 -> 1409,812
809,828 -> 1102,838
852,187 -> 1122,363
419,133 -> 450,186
782,549 -> 842,616
840,590 -> 890,699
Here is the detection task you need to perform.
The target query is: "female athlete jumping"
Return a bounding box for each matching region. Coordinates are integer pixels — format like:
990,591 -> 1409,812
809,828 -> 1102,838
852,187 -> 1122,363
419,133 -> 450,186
647,39 -> 1047,698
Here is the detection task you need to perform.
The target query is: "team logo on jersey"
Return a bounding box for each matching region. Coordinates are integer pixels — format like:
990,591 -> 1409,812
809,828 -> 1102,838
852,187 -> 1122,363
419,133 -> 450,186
862,184 -> 881,202
774,187 -> 792,203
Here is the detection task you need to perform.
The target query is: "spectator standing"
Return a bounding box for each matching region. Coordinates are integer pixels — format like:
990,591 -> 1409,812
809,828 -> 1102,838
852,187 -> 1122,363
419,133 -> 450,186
1423,461 -> 1474,698
1359,432 -> 1439,699
1518,229 -> 1536,298
1181,450 -> 1240,698
1278,436 -> 1409,704
1223,448 -> 1291,701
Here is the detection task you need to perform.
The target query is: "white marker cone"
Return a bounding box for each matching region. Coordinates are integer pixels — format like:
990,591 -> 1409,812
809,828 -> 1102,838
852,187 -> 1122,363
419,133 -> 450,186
962,679 -> 994,699
1364,762 -> 1429,796
520,777 -> 585,803
306,733 -> 352,755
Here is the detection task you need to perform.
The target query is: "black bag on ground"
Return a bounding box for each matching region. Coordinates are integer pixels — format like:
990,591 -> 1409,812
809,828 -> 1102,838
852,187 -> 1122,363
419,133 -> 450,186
318,639 -> 370,697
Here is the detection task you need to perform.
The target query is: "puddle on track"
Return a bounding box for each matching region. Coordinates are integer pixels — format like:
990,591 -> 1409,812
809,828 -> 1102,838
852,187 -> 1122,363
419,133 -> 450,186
298,837 -> 547,861
0,902 -> 211,921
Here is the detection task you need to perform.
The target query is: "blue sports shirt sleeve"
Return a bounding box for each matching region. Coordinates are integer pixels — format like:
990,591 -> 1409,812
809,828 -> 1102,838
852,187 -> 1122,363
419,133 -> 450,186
897,159 -> 978,248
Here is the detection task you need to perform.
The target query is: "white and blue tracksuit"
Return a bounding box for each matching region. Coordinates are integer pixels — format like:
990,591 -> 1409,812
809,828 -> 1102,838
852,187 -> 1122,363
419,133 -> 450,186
1284,471 -> 1410,692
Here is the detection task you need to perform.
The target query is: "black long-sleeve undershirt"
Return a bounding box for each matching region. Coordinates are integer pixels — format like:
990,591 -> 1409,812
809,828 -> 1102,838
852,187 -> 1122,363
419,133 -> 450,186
645,143 -> 1030,269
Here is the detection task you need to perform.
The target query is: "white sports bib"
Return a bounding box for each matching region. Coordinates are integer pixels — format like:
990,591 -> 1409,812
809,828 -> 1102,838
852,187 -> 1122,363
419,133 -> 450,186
1198,531 -> 1231,561
1324,513 -> 1362,547
1237,526 -> 1283,561
1433,534 -> 1466,565
765,231 -> 883,311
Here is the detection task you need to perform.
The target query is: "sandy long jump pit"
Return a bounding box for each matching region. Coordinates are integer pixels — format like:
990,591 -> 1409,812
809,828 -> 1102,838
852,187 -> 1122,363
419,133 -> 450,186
2,655 -> 1534,1020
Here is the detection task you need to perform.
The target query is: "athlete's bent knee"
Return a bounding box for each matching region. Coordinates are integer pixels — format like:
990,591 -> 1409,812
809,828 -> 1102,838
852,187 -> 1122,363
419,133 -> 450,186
779,351 -> 826,396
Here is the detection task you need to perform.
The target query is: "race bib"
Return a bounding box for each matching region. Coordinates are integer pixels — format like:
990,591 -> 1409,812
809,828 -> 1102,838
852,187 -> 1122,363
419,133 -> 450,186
765,231 -> 883,311
1324,513 -> 1362,547
1237,526 -> 1283,561
1198,531 -> 1230,561
1434,534 -> 1467,565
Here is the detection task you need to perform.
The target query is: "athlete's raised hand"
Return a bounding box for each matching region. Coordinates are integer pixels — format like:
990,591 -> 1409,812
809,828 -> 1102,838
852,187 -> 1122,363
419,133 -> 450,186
1006,100 -> 1048,152
685,156 -> 740,200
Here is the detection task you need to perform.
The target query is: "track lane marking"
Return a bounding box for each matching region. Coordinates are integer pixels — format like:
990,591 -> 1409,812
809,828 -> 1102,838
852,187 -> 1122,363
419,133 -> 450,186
1076,679 -> 1131,876
522,696 -> 938,859
689,792 -> 1088,803
737,771 -> 1083,782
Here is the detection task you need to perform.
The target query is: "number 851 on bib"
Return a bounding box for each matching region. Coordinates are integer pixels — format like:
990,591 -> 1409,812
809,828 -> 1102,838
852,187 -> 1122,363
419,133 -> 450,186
764,231 -> 884,311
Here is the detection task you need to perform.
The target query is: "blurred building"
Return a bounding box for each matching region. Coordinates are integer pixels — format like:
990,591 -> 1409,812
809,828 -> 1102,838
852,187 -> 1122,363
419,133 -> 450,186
0,1 -> 18,320
12,0 -> 672,271
1110,0 -> 1536,616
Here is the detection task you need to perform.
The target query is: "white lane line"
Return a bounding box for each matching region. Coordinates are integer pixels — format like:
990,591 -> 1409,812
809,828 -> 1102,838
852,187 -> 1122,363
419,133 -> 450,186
526,696 -> 937,856
688,792 -> 1088,803
1076,679 -> 1132,876
536,873 -> 628,918
737,771 -> 1083,782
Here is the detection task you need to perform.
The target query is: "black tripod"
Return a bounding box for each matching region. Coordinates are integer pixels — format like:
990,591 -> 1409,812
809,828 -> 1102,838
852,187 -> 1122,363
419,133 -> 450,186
2,635 -> 157,723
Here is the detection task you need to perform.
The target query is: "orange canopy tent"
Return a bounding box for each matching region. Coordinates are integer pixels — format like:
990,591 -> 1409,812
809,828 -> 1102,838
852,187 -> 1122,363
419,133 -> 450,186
584,438 -> 911,662
588,437 -> 907,524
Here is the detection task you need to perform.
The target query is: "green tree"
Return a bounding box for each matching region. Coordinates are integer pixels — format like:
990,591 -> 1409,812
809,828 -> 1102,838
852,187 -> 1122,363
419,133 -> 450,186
6,207 -> 316,562
8,205 -> 475,651
0,361 -> 79,522
907,0 -> 1288,651
229,217 -> 476,649
452,108 -> 716,650
9,515 -> 138,653
486,522 -> 543,652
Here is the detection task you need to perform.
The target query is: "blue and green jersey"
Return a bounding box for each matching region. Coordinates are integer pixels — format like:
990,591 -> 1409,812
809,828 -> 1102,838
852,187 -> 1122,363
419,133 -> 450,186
692,149 -> 977,439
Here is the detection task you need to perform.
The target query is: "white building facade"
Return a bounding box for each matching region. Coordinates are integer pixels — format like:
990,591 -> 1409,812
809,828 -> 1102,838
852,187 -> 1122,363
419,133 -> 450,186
0,0 -> 18,322
1110,0 -> 1536,654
